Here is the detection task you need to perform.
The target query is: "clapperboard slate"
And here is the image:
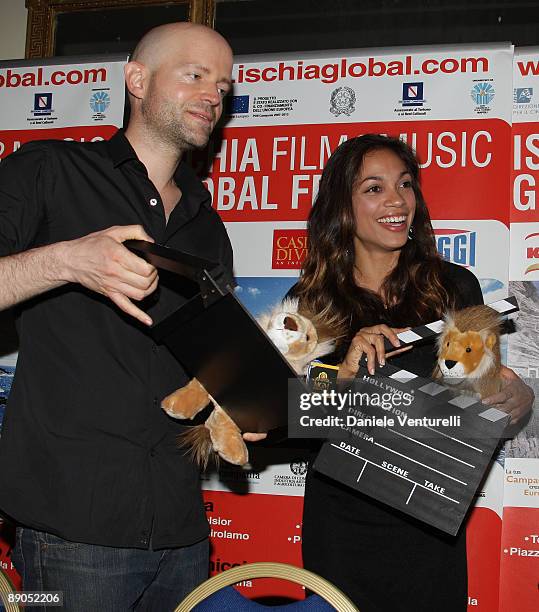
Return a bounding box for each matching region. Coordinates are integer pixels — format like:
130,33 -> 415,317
310,297 -> 518,535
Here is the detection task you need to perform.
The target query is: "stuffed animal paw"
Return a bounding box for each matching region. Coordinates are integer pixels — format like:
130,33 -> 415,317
162,298 -> 335,467
162,379 -> 249,467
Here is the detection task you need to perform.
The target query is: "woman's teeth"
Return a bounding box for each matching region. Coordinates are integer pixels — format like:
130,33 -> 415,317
377,216 -> 406,224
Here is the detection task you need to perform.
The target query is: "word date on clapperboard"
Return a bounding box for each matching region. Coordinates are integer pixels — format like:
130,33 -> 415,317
311,297 -> 518,535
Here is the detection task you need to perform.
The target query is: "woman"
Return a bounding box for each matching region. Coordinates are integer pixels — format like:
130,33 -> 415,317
294,134 -> 532,611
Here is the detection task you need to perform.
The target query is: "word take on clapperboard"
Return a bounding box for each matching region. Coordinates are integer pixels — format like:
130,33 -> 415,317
307,297 -> 519,535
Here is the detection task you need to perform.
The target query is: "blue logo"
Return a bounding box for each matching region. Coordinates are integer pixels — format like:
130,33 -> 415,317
402,82 -> 424,106
33,93 -> 53,115
226,95 -> 249,114
434,229 -> 476,267
471,82 -> 495,106
514,87 -> 533,104
90,90 -> 111,114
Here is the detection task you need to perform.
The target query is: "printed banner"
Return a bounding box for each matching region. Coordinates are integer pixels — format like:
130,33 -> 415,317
466,462 -> 505,611
499,459 -> 539,612
199,42 -> 517,607
501,50 -> 539,612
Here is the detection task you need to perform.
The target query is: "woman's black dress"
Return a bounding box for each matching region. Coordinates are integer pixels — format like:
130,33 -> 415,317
301,262 -> 484,611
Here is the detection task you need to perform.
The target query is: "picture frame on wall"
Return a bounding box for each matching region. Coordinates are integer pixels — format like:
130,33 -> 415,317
24,0 -> 214,58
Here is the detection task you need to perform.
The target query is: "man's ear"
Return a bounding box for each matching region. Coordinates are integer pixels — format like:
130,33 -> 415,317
124,61 -> 147,100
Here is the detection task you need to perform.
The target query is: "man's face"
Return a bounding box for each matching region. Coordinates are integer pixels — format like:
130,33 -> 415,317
141,32 -> 233,151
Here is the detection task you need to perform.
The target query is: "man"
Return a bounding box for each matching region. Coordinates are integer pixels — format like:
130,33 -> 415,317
0,22 -> 240,610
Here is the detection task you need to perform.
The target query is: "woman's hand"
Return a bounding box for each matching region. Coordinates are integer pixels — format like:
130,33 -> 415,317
338,324 -> 412,379
482,365 -> 535,426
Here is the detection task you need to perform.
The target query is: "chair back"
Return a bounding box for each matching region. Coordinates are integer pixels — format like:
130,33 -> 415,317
174,562 -> 358,611
0,567 -> 20,612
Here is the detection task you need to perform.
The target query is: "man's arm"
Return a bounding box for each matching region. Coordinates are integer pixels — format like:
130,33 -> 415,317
0,225 -> 158,326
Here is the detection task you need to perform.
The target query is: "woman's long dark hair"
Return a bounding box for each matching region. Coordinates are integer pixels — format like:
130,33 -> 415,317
295,134 -> 454,339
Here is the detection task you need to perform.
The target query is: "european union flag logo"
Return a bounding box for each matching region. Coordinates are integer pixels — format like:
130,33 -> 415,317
226,95 -> 249,114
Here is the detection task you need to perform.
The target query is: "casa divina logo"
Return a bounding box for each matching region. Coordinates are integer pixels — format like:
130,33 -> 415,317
329,86 -> 356,116
272,229 -> 308,269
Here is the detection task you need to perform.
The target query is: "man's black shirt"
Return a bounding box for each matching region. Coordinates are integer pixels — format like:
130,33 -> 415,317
0,130 -> 233,549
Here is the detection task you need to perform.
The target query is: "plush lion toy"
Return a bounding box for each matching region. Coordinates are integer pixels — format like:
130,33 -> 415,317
161,298 -> 335,467
434,305 -> 503,397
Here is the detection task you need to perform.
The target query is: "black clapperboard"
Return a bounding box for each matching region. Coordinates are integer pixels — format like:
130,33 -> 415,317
126,240 -> 299,435
309,297 -> 519,535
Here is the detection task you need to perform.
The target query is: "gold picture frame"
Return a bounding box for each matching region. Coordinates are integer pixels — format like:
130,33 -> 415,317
25,0 -> 217,58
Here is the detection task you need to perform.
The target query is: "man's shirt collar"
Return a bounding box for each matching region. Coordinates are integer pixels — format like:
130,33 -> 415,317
107,129 -> 211,209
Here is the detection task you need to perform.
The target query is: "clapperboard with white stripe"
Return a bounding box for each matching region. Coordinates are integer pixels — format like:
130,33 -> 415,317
379,295 -> 519,353
308,296 -> 518,535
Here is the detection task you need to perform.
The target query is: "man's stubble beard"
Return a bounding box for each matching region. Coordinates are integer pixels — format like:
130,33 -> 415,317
141,92 -> 211,153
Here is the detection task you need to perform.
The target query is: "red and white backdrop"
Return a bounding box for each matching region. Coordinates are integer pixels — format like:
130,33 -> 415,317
0,45 -> 537,609
198,42 -> 539,611
500,47 -> 539,612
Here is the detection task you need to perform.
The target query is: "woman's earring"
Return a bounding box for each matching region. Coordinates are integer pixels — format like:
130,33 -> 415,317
408,226 -> 414,241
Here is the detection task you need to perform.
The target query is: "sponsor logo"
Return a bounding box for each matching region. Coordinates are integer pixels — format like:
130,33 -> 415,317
514,87 -> 533,104
290,460 -> 308,476
525,231 -> 539,274
32,92 -> 53,115
313,370 -> 332,391
226,94 -> 250,114
401,82 -> 425,106
329,86 -> 356,116
272,230 -> 308,269
471,81 -> 495,106
90,90 -> 110,114
434,229 -> 476,267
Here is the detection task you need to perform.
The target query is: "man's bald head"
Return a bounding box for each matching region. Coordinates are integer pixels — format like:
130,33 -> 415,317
131,22 -> 231,72
124,21 -> 233,154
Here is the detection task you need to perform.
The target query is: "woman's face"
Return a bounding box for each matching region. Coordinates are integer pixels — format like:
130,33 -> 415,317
352,148 -> 416,255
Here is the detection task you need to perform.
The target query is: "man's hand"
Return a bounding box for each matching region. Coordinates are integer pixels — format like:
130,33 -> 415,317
482,365 -> 535,425
60,225 -> 158,326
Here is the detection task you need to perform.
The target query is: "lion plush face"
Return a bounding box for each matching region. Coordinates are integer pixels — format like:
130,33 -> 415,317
436,305 -> 502,388
438,328 -> 497,382
258,298 -> 335,375
265,310 -> 318,358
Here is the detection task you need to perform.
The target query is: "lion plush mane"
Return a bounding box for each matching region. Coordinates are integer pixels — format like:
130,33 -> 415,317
434,305 -> 503,398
